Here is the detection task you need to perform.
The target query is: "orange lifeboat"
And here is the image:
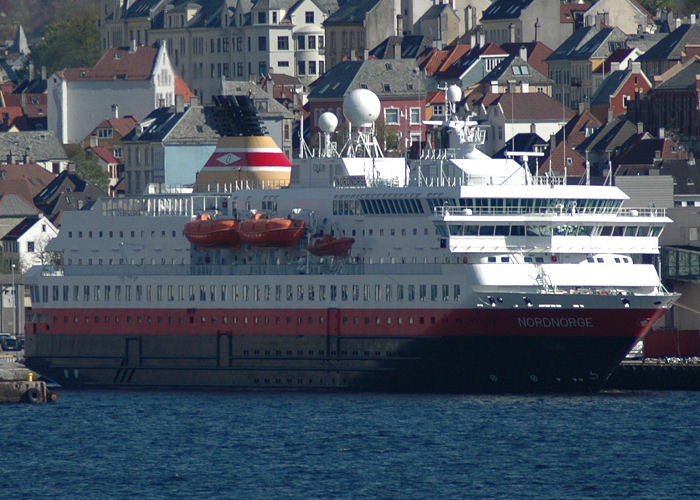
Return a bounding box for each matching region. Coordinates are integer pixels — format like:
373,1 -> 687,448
306,234 -> 355,256
184,213 -> 241,248
238,213 -> 306,248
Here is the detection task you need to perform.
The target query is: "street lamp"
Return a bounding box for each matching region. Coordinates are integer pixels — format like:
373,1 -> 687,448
11,262 -> 15,336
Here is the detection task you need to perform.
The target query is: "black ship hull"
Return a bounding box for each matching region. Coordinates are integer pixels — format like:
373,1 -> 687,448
25,332 -> 639,393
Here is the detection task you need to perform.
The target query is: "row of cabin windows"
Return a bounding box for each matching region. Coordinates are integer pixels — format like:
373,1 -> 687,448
65,258 -> 187,266
484,256 -> 632,263
333,198 -> 424,216
67,230 -> 178,239
439,224 -> 663,237
427,198 -> 623,215
333,197 -> 624,217
32,283 -> 462,305
350,227 -> 431,237
37,312 -> 445,329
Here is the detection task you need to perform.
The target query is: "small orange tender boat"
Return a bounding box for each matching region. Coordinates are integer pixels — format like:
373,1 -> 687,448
306,234 -> 355,256
184,213 -> 241,248
238,213 -> 306,247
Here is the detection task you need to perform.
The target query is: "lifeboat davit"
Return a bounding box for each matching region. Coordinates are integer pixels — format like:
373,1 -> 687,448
184,213 -> 241,248
306,234 -> 355,256
238,213 -> 306,248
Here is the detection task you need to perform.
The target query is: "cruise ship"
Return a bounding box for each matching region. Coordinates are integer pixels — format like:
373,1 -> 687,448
23,89 -> 678,392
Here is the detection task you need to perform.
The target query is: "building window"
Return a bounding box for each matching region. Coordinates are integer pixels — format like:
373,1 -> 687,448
297,35 -> 305,50
305,11 -> 314,23
27,241 -> 35,252
298,61 -> 306,75
258,36 -> 267,51
278,36 -> 289,50
384,108 -> 399,124
258,12 -> 266,24
308,61 -> 316,74
308,36 -> 316,49
410,107 -> 420,124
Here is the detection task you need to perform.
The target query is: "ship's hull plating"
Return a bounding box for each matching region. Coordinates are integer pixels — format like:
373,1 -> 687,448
25,308 -> 664,393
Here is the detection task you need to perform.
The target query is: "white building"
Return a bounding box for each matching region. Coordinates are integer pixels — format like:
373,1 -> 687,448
1,215 -> 59,273
47,41 -> 177,145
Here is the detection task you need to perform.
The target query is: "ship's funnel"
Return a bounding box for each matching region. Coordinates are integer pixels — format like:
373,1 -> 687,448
195,135 -> 291,191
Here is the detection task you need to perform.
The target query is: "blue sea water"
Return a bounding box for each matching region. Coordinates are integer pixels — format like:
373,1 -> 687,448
0,390 -> 698,499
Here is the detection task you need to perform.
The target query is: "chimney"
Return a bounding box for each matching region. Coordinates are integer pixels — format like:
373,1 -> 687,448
519,45 -> 527,61
631,61 -> 641,72
509,23 -> 515,43
611,61 -> 621,71
676,18 -> 681,29
112,104 -> 119,118
130,39 -> 137,53
692,14 -> 696,24
578,102 -> 585,113
479,33 -> 485,47
175,94 -> 184,113
397,15 -> 402,36
41,66 -> 47,80
607,108 -> 613,121
470,33 -> 476,47
659,127 -> 665,139
29,62 -> 34,80
90,134 -> 98,147
190,96 -> 200,106
491,80 -> 499,93
637,122 -> 644,134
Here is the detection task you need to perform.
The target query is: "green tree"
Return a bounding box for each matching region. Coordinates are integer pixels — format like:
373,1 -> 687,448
66,147 -> 109,193
29,4 -> 101,76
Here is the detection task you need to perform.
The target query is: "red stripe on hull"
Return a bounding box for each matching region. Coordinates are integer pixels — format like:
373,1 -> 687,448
28,307 -> 667,339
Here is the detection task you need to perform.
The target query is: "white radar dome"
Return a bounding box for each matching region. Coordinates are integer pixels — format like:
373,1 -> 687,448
343,88 -> 381,128
318,112 -> 339,133
447,85 -> 462,103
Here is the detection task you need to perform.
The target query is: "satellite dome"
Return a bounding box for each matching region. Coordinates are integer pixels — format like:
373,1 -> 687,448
343,88 -> 381,128
318,112 -> 338,133
447,85 -> 462,104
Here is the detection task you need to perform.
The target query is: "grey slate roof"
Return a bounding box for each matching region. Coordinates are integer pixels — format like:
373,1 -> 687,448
570,27 -> 627,60
481,55 -> 552,86
547,26 -> 597,61
590,70 -> 628,106
576,116 -> 637,154
324,0 -> 382,24
482,0 -> 535,21
124,0 -> 167,19
0,194 -> 37,217
123,105 -> 220,143
1,216 -> 40,241
0,131 -> 67,162
308,59 -> 430,99
656,59 -> 700,90
220,81 -> 294,118
637,24 -> 700,61
369,35 -> 432,59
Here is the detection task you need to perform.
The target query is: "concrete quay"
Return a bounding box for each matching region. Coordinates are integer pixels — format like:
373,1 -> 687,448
0,351 -> 56,403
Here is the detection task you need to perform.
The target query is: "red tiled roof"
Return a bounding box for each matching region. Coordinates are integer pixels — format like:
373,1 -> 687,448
0,163 -> 57,206
90,146 -> 119,164
175,75 -> 195,102
495,93 -> 576,121
0,106 -> 25,129
59,45 -> 159,81
425,90 -> 446,104
560,3 -> 590,23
